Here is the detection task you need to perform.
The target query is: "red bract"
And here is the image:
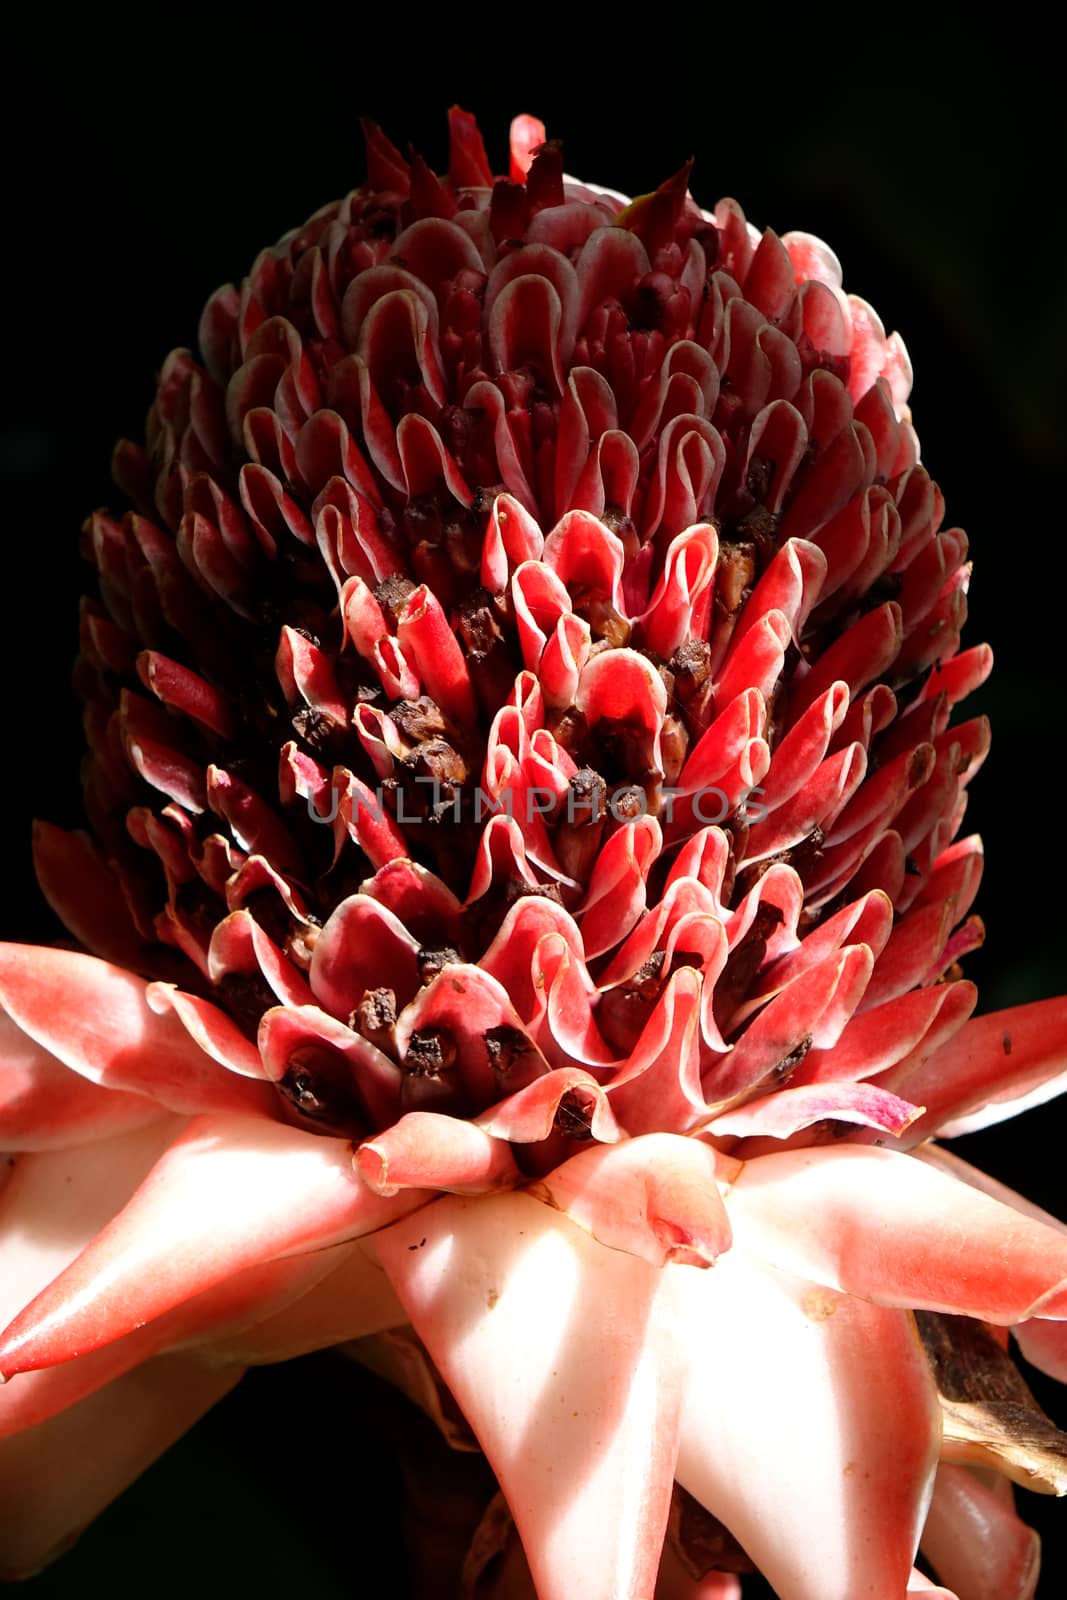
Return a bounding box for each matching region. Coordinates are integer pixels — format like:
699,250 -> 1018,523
1,109 -> 1065,1598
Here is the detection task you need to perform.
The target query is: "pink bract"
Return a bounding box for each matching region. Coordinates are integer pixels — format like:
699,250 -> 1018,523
1,108 -> 1065,1599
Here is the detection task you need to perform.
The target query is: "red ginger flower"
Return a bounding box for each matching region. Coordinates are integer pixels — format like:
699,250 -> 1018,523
1,108 -> 1066,1598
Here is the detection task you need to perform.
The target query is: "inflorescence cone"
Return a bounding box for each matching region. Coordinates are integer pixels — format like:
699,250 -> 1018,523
1,108 -> 1066,1599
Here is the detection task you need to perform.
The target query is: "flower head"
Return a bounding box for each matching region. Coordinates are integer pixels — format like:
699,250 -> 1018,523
1,109 -> 1066,1598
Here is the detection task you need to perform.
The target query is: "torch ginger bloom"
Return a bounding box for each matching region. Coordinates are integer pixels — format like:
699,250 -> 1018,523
2,107 -> 1067,1598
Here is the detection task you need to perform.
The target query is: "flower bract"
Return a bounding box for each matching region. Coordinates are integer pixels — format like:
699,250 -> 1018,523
2,108 -> 1066,1600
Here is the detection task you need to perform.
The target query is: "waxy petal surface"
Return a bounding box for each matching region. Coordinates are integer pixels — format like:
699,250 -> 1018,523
919,1466 -> 1039,1600
0,1114 -> 432,1375
377,1191 -> 688,1600
727,1146 -> 1067,1322
0,1118 -> 186,1331
674,1249 -> 941,1600
0,947 -> 274,1118
529,1134 -> 730,1267
0,1012 -> 164,1149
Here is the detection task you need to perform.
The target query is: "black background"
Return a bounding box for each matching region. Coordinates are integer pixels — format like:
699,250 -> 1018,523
3,12 -> 1066,1596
